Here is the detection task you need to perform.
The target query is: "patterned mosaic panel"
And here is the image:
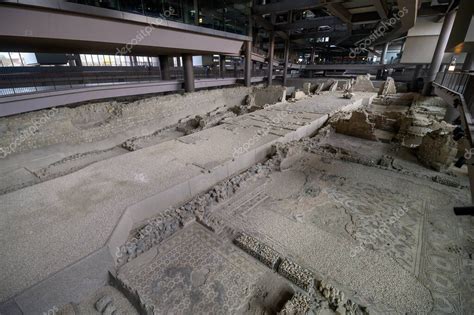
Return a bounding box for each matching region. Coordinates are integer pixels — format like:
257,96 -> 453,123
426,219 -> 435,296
324,180 -> 425,274
206,160 -> 473,314
117,223 -> 264,315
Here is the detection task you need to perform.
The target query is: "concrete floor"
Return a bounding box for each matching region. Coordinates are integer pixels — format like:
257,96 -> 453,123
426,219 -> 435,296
1,86 -> 472,315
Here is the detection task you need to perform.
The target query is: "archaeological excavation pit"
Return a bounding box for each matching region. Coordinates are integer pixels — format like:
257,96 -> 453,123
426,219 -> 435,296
1,1 -> 473,314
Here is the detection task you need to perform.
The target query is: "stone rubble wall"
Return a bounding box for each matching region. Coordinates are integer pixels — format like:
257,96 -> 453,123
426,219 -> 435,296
417,128 -> 457,171
330,110 -> 378,141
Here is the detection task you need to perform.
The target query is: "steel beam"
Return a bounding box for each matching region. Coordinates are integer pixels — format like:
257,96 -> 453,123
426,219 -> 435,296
371,0 -> 388,19
253,0 -> 326,15
277,16 -> 342,31
324,2 -> 352,25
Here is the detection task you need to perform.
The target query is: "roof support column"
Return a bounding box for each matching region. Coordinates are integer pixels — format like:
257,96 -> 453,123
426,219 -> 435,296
244,40 -> 252,87
267,32 -> 275,86
183,54 -> 195,92
412,64 -> 423,91
283,39 -> 290,86
159,55 -> 171,80
310,46 -> 315,64
422,9 -> 456,96
219,55 -> 226,78
380,42 -> 389,65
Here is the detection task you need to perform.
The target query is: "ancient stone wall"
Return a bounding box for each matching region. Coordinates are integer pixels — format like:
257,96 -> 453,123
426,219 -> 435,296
0,87 -> 252,155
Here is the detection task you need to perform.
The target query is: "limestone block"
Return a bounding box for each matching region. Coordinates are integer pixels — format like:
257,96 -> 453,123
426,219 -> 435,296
378,77 -> 397,96
352,74 -> 375,92
329,80 -> 339,92
303,82 -> 312,95
292,90 -> 306,100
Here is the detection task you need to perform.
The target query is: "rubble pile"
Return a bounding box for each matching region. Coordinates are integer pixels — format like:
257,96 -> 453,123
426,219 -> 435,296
351,74 -> 375,92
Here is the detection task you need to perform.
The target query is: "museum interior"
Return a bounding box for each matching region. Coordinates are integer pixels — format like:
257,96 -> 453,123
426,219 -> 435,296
0,0 -> 473,314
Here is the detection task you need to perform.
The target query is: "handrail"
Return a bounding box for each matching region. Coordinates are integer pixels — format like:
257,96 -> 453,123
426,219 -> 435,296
0,66 -> 255,97
434,71 -> 474,118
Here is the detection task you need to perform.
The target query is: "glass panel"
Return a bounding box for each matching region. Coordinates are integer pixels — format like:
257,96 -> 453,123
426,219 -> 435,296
80,54 -> 87,66
223,0 -> 249,35
66,0 -> 251,34
97,55 -> 104,66
104,55 -> 113,66
67,0 -> 120,10
198,0 -> 224,31
9,53 -> 23,66
119,0 -> 144,15
20,53 -> 38,66
91,55 -> 99,66
144,0 -> 182,22
86,54 -> 94,66
0,52 -> 13,67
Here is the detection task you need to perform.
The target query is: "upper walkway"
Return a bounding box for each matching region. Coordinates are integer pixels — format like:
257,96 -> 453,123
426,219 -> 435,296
0,0 -> 249,56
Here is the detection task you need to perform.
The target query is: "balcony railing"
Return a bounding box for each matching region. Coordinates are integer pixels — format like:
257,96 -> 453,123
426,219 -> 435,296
0,66 -> 262,97
434,71 -> 474,117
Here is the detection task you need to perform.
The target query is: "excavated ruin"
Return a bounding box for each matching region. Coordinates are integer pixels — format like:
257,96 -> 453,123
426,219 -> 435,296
1,76 -> 472,315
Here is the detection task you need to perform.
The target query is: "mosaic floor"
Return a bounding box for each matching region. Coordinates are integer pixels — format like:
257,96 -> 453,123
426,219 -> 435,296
117,223 -> 267,314
117,138 -> 473,314
202,150 -> 473,314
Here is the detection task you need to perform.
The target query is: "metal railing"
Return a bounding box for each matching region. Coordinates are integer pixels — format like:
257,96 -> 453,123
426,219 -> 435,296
0,69 -> 161,97
434,71 -> 474,116
0,66 -> 255,97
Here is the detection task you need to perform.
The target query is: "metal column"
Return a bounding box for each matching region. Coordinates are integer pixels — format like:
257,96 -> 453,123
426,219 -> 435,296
219,55 -> 226,78
244,41 -> 252,87
412,64 -> 423,91
159,55 -> 171,80
267,32 -> 275,86
422,9 -> 456,96
380,42 -> 389,65
183,54 -> 195,92
283,39 -> 290,86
